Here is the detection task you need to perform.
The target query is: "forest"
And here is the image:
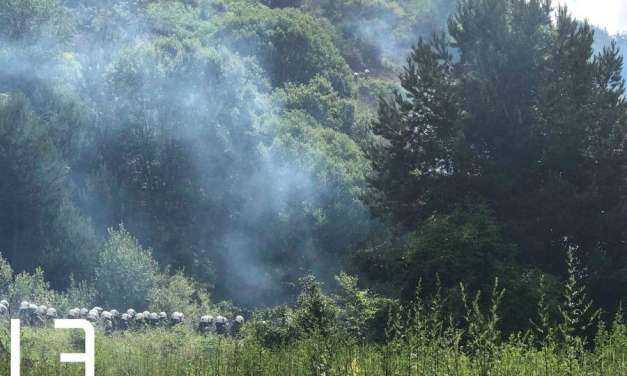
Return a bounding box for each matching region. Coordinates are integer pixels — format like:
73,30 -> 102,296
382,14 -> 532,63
0,0 -> 626,374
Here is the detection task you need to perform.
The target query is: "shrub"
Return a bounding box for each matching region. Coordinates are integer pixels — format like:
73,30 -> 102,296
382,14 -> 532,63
276,76 -> 357,134
334,272 -> 393,341
10,268 -> 58,308
246,306 -> 300,348
94,225 -> 161,310
0,253 -> 93,313
149,271 -> 211,320
61,277 -> 97,311
294,276 -> 337,336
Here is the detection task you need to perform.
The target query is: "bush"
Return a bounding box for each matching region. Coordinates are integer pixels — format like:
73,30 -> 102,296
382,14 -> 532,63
294,276 -> 337,336
149,271 -> 211,320
246,306 -> 300,348
334,272 -> 393,341
276,76 -> 357,134
94,226 -> 161,310
61,277 -> 97,311
0,252 -> 98,314
10,268 -> 58,308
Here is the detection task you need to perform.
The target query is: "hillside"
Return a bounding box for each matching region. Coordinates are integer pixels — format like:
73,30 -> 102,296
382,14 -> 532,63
0,2 -> 626,374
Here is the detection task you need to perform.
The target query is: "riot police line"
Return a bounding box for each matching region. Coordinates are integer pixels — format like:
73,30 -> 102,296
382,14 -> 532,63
0,299 -> 245,337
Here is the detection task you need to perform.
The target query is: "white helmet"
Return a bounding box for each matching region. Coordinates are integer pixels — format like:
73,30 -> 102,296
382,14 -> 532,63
159,312 -> 167,320
171,312 -> 183,321
20,301 -> 29,310
1,299 -> 9,307
46,308 -> 57,317
101,311 -> 112,320
235,315 -> 244,324
127,308 -> 136,317
200,315 -> 211,323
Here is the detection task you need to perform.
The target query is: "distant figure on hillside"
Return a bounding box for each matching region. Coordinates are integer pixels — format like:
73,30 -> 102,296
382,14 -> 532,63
215,315 -> 228,335
0,300 -> 9,315
170,312 -> 184,326
199,315 -> 214,334
231,315 -> 245,337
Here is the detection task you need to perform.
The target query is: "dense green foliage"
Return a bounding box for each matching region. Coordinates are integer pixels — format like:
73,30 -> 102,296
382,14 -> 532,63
94,227 -> 161,309
0,0 -> 386,305
1,1 -> 627,370
369,0 -> 627,319
0,93 -> 97,284
0,263 -> 625,375
0,321 -> 624,375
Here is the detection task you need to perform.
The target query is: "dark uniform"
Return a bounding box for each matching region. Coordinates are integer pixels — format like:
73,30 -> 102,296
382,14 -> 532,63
199,315 -> 214,334
30,304 -> 43,327
231,315 -> 245,337
0,303 -> 8,319
101,311 -> 114,335
170,312 -> 184,327
46,308 -> 57,327
215,315 -> 228,335
148,312 -> 159,327
119,314 -> 130,331
158,312 -> 168,327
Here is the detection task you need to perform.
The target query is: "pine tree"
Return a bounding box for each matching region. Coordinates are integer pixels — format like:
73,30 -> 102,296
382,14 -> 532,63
369,0 -> 627,310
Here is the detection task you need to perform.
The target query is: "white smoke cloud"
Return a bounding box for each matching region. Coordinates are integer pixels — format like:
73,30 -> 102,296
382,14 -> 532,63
559,0 -> 627,35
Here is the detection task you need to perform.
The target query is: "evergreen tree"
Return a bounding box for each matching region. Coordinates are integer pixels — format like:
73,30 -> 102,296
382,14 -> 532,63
370,0 -> 627,310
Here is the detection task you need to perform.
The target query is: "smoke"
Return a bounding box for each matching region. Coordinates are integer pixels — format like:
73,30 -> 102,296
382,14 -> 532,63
343,0 -> 457,70
0,0 -> 373,306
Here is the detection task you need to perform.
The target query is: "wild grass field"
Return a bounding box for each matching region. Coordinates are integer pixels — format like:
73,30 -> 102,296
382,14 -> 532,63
0,317 -> 625,376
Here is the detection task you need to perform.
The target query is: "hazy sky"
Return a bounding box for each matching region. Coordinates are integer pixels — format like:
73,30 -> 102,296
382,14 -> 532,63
560,0 -> 627,35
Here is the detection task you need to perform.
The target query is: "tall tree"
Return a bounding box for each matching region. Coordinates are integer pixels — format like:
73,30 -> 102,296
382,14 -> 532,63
370,0 -> 627,308
0,93 -> 96,285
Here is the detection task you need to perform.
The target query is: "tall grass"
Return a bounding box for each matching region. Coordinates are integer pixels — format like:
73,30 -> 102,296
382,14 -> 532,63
0,317 -> 623,375
0,252 -> 624,375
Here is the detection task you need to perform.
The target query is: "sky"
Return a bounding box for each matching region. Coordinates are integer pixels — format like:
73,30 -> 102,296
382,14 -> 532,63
559,0 -> 627,35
